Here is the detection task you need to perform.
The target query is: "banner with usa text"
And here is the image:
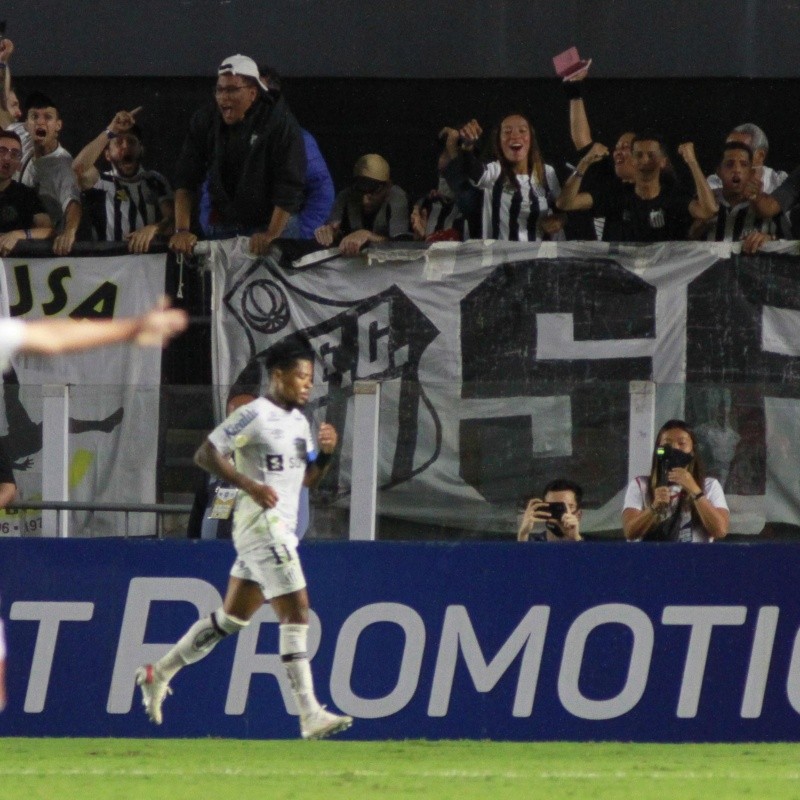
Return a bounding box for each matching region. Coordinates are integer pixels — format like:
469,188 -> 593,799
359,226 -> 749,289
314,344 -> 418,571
0,251 -> 166,536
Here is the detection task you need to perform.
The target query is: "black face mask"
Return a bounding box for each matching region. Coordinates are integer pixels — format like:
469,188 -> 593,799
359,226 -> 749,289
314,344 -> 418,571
656,444 -> 693,486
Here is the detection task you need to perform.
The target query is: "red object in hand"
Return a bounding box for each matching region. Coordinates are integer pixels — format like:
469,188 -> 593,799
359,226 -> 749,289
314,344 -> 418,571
553,47 -> 591,79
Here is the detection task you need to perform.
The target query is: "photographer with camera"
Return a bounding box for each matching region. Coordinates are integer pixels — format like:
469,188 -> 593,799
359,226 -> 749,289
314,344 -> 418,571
517,478 -> 583,542
622,419 -> 729,543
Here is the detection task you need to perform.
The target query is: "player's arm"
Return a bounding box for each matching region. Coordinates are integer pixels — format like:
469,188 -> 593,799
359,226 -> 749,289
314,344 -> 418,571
194,440 -> 278,508
304,423 -> 338,487
18,296 -> 187,355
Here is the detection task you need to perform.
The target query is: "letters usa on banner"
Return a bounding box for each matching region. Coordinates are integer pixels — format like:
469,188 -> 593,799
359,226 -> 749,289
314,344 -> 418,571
208,239 -> 800,536
0,253 -> 166,536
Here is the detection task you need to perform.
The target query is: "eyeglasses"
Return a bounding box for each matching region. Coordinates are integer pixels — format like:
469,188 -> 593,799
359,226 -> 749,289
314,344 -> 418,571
0,146 -> 22,160
214,85 -> 250,98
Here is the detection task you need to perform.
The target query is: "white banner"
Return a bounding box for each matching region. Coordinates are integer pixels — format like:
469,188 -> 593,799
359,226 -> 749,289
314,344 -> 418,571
208,239 -> 800,537
0,252 -> 166,536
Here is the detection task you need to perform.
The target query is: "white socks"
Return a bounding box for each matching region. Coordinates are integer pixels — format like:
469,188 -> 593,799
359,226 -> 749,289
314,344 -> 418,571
280,623 -> 321,716
152,613 -> 320,718
155,608 -> 247,681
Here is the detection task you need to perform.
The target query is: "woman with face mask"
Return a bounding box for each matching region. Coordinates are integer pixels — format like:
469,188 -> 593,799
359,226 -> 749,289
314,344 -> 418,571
622,419 -> 730,543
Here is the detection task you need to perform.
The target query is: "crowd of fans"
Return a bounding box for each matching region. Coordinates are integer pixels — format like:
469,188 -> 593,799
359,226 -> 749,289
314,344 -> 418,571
1,43 -> 798,260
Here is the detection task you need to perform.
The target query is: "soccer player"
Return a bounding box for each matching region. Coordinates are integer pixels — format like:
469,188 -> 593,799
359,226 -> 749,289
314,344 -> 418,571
136,336 -> 353,740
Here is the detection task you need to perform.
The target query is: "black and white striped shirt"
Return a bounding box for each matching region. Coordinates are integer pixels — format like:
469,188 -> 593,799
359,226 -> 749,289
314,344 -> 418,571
474,162 -> 562,242
705,189 -> 779,242
84,167 -> 173,242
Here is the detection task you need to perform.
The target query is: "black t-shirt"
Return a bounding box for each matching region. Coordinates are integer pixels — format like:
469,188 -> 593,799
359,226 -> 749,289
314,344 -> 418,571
591,180 -> 692,242
0,180 -> 47,233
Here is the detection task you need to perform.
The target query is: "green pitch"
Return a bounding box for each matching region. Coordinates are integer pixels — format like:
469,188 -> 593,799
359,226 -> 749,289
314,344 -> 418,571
1,738 -> 799,800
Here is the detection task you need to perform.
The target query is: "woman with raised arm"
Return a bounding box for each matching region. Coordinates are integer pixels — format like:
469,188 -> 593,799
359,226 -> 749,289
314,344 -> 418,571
453,112 -> 564,242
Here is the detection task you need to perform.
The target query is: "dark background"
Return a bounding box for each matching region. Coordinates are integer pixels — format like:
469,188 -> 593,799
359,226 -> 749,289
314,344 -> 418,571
5,1 -> 800,79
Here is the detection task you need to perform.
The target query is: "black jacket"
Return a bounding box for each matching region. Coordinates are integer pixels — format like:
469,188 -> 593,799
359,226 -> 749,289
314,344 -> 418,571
174,91 -> 306,229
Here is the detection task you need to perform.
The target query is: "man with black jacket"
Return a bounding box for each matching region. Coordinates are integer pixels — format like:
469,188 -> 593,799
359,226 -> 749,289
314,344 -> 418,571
169,54 -> 306,257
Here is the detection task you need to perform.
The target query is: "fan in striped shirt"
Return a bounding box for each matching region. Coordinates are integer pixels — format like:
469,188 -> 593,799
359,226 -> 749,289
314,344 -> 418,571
691,141 -> 779,246
454,113 -> 565,242
72,110 -> 174,253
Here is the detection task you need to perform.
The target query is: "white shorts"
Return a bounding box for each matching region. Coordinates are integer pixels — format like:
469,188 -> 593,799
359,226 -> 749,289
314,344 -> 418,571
230,541 -> 307,600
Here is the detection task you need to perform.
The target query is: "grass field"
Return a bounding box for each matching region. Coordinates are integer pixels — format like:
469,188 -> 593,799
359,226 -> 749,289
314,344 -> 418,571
2,739 -> 800,800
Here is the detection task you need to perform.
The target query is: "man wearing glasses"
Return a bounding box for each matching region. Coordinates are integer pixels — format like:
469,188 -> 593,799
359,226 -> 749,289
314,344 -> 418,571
168,54 -> 305,257
0,130 -> 53,256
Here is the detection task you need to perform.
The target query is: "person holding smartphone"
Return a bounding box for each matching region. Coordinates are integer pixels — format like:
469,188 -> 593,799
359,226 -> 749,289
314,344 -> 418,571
517,478 -> 583,542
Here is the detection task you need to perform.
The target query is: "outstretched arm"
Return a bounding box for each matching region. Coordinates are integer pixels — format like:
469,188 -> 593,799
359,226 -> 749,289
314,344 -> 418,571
0,37 -> 15,128
73,107 -> 142,190
18,296 -> 187,355
565,64 -> 592,150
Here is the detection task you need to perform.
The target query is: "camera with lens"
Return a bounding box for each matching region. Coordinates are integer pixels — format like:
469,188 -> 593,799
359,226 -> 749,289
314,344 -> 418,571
656,445 -> 693,486
544,501 -> 568,537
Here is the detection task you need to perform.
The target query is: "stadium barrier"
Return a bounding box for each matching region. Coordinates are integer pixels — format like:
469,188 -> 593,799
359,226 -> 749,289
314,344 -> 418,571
0,537 -> 799,741
6,240 -> 800,538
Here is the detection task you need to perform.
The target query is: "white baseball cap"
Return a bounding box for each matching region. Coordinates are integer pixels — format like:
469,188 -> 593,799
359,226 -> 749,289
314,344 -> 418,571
217,54 -> 269,92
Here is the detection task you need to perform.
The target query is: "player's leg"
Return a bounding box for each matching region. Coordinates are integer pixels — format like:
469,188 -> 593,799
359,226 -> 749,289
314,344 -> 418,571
271,587 -> 353,740
136,576 -> 261,724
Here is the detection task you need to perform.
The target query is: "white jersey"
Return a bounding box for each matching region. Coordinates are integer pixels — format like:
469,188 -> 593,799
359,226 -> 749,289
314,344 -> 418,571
624,475 -> 728,543
0,317 -> 24,372
207,396 -> 315,548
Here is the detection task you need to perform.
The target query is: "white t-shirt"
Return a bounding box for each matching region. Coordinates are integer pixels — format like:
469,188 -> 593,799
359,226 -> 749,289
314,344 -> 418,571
0,317 -> 25,372
623,475 -> 729,543
207,396 -> 315,548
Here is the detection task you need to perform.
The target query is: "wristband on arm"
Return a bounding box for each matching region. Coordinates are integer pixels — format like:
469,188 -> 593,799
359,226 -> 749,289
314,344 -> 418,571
314,451 -> 333,470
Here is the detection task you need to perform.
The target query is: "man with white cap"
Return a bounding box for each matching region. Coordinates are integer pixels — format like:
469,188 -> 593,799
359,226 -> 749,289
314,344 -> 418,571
314,153 -> 409,255
169,54 -> 306,257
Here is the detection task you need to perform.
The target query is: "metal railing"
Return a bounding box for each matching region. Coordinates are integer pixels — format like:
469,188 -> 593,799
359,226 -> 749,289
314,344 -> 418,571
8,501 -> 192,539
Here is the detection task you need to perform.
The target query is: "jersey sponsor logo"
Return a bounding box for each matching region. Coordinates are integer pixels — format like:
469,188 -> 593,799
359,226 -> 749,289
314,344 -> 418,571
266,454 -> 284,471
649,208 -> 665,229
294,438 -> 308,460
223,408 -> 258,438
